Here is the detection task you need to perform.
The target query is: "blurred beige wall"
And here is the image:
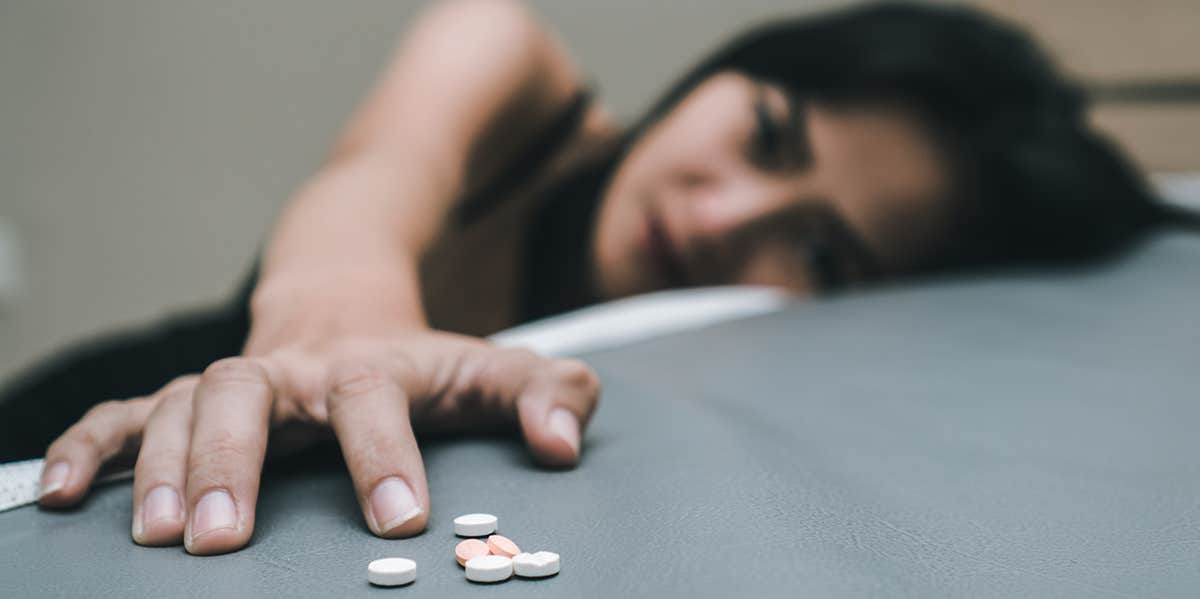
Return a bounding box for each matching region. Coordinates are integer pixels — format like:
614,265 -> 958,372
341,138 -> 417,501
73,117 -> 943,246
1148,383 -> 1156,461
978,0 -> 1200,172
0,0 -> 846,382
1,0 -> 1197,383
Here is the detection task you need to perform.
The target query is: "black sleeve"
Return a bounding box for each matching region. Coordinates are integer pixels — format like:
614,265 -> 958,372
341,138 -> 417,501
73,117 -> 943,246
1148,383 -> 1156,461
452,86 -> 595,226
0,265 -> 256,461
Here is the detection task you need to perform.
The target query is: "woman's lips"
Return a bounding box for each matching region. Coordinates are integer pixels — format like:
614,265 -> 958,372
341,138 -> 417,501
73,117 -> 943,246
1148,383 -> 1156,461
643,211 -> 689,287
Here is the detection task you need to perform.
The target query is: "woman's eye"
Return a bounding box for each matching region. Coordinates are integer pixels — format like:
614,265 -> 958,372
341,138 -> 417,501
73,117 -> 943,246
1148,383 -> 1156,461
750,95 -> 783,169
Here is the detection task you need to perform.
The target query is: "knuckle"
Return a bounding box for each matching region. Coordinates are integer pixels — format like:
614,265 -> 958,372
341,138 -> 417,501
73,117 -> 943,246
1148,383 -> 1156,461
84,399 -> 126,422
68,401 -> 127,448
389,350 -> 421,386
158,375 -> 200,398
191,431 -> 257,471
134,446 -> 187,478
499,347 -> 540,364
466,348 -> 526,393
74,426 -> 105,452
326,364 -> 395,404
50,427 -> 106,462
483,347 -> 537,378
45,434 -> 80,459
156,385 -> 195,411
201,357 -> 268,389
552,359 -> 601,394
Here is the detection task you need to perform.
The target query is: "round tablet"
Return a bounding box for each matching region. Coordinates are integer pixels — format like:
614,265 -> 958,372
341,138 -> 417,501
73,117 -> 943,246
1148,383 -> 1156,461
513,551 -> 560,578
367,557 -> 416,586
453,513 -> 498,537
464,554 -> 513,583
455,539 -> 490,567
486,534 -> 521,558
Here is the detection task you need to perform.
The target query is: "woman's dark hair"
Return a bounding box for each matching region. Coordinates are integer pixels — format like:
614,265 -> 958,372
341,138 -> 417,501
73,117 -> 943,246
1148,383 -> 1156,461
546,1 -> 1193,279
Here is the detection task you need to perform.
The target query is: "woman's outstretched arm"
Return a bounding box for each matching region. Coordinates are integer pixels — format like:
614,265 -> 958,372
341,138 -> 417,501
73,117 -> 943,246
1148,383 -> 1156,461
36,0 -> 602,556
256,0 -> 584,328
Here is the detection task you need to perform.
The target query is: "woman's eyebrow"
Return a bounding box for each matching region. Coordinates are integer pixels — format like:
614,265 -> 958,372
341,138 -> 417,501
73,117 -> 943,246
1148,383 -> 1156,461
753,92 -> 781,158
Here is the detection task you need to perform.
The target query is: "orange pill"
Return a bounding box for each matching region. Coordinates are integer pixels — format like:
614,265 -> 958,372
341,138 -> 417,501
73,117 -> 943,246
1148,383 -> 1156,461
455,539 -> 490,567
486,534 -> 521,558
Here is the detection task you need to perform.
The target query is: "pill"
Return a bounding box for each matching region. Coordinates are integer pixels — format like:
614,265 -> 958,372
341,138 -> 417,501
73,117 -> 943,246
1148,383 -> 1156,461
486,534 -> 520,558
512,551 -> 560,578
367,557 -> 416,587
464,554 -> 513,583
455,539 -> 490,566
453,513 -> 498,537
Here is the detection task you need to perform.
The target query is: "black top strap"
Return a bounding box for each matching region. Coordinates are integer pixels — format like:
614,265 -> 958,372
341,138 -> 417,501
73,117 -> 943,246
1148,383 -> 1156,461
453,87 -> 594,226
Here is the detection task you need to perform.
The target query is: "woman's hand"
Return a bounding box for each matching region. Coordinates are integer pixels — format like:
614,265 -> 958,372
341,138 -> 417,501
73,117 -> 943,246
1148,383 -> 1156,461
32,0 -> 605,555
36,300 -> 600,555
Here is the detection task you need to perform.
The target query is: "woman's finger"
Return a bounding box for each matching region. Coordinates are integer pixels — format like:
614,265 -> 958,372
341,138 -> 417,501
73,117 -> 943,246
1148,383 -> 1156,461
460,348 -> 601,468
39,397 -> 156,508
514,357 -> 601,468
130,376 -> 198,546
326,363 -> 430,538
183,358 -> 273,555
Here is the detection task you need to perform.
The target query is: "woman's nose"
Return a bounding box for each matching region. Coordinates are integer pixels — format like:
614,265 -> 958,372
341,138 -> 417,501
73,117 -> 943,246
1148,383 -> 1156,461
684,175 -> 786,244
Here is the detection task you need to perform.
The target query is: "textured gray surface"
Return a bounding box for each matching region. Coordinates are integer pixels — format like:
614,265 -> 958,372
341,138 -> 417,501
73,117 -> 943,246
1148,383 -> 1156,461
2,233 -> 1199,598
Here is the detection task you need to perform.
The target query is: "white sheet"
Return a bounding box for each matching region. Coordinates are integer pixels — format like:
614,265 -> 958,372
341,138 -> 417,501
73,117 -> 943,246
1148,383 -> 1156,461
1154,172 -> 1200,211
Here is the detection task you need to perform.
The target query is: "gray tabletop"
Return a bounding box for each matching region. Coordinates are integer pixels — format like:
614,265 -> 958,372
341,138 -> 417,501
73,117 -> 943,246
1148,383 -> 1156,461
3,233 -> 1199,598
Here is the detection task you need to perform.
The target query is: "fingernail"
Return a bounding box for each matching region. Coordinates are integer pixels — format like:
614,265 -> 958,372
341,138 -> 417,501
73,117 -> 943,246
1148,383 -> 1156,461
191,489 -> 237,539
546,407 -> 581,455
369,477 -> 422,534
142,486 -> 183,531
39,462 -> 70,497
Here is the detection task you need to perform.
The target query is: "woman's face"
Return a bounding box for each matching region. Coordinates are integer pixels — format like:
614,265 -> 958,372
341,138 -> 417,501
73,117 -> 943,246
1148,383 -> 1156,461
591,70 -> 955,298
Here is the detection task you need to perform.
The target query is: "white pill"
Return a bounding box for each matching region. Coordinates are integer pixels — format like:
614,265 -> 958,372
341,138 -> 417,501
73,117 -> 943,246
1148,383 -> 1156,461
453,513 -> 498,537
367,557 -> 416,586
512,551 -> 560,578
464,554 -> 513,583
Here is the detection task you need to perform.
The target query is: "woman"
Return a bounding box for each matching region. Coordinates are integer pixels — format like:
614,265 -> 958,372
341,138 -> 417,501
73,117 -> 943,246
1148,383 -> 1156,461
2,0 -> 1189,555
